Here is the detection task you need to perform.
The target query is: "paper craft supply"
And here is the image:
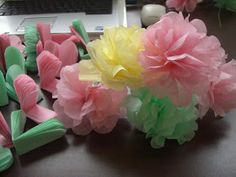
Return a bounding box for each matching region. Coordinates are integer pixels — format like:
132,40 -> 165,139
125,88 -> 198,148
4,46 -> 25,72
0,146 -> 13,172
14,74 -> 57,123
140,12 -> 226,107
0,112 -> 12,148
72,19 -> 90,44
24,26 -> 40,72
0,71 -> 9,106
0,34 -> 10,72
79,26 -> 145,90
37,51 -> 62,94
11,110 -> 66,155
53,63 -> 127,135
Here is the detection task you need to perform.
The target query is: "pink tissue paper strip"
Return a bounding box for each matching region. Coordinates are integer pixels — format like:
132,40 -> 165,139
14,74 -> 57,123
0,112 -> 13,148
37,51 -> 62,94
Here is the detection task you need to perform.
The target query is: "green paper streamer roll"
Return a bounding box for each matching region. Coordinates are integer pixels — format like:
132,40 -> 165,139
11,110 -> 66,155
0,146 -> 13,172
72,19 -> 90,44
125,88 -> 199,148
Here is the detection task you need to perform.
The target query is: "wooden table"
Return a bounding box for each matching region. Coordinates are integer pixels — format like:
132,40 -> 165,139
1,3 -> 236,177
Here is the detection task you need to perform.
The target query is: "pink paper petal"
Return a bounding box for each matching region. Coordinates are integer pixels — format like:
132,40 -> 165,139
44,40 -> 60,57
0,112 -> 13,148
37,23 -> 52,47
36,40 -> 44,56
70,26 -> 87,48
0,34 -> 10,71
9,35 -> 25,53
37,51 -> 62,94
52,33 -> 72,44
14,74 -> 56,123
59,40 -> 78,68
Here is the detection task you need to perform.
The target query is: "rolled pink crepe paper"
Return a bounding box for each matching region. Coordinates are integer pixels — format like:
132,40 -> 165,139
37,51 -> 62,95
14,74 -> 57,123
0,112 -> 13,148
36,22 -> 52,47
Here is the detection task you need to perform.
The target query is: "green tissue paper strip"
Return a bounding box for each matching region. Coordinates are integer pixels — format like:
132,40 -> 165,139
11,110 -> 66,155
0,70 -> 9,106
4,46 -> 25,73
125,88 -> 199,148
78,45 -> 90,60
24,25 -> 39,72
0,146 -> 13,172
214,0 -> 236,12
72,19 -> 90,44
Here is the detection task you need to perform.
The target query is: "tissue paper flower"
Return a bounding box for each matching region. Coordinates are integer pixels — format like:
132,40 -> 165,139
140,12 -> 226,106
80,26 -> 145,90
166,0 -> 199,12
53,63 -> 127,135
125,88 -> 198,148
199,60 -> 236,117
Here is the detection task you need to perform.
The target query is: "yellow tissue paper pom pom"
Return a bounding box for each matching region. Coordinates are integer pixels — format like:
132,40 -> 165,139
80,26 -> 145,90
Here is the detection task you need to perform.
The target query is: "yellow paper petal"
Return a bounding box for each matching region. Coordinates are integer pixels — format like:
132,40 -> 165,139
78,60 -> 101,82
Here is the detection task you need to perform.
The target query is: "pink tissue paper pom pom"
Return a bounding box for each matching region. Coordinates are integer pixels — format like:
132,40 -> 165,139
140,12 -> 226,106
53,63 -> 128,135
166,0 -> 199,12
199,60 -> 236,117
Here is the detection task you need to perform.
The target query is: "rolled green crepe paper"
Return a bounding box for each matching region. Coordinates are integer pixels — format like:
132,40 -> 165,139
72,19 -> 90,44
4,46 -> 26,73
24,26 -> 39,72
0,70 -> 9,106
0,146 -> 13,172
125,88 -> 199,148
78,45 -> 90,60
214,0 -> 236,12
11,111 -> 66,155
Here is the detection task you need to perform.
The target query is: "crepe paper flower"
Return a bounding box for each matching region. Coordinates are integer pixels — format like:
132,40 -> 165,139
80,26 -> 145,90
37,51 -> 62,95
198,60 -> 236,117
14,74 -> 57,123
0,112 -> 13,148
140,12 -> 226,107
125,88 -> 198,148
0,34 -> 25,72
0,146 -> 13,173
166,0 -> 201,12
53,63 -> 127,135
214,0 -> 236,12
24,26 -> 40,72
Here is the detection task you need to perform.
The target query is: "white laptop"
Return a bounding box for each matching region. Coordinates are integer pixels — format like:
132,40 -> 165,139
0,0 -> 127,38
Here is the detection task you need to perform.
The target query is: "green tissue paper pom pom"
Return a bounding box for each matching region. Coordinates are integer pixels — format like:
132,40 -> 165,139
125,88 -> 199,148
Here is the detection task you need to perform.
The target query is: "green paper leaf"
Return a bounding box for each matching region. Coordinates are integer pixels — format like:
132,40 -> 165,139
0,146 -> 13,172
11,110 -> 66,155
72,19 -> 90,44
0,70 -> 9,106
4,46 -> 25,72
214,0 -> 236,12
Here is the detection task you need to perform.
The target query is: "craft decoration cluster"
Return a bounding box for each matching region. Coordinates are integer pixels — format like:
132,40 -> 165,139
0,10 -> 236,172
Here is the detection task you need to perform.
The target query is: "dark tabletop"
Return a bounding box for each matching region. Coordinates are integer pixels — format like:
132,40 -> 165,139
1,3 -> 236,177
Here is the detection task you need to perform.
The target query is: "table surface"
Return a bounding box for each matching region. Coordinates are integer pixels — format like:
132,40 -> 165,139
1,3 -> 236,177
